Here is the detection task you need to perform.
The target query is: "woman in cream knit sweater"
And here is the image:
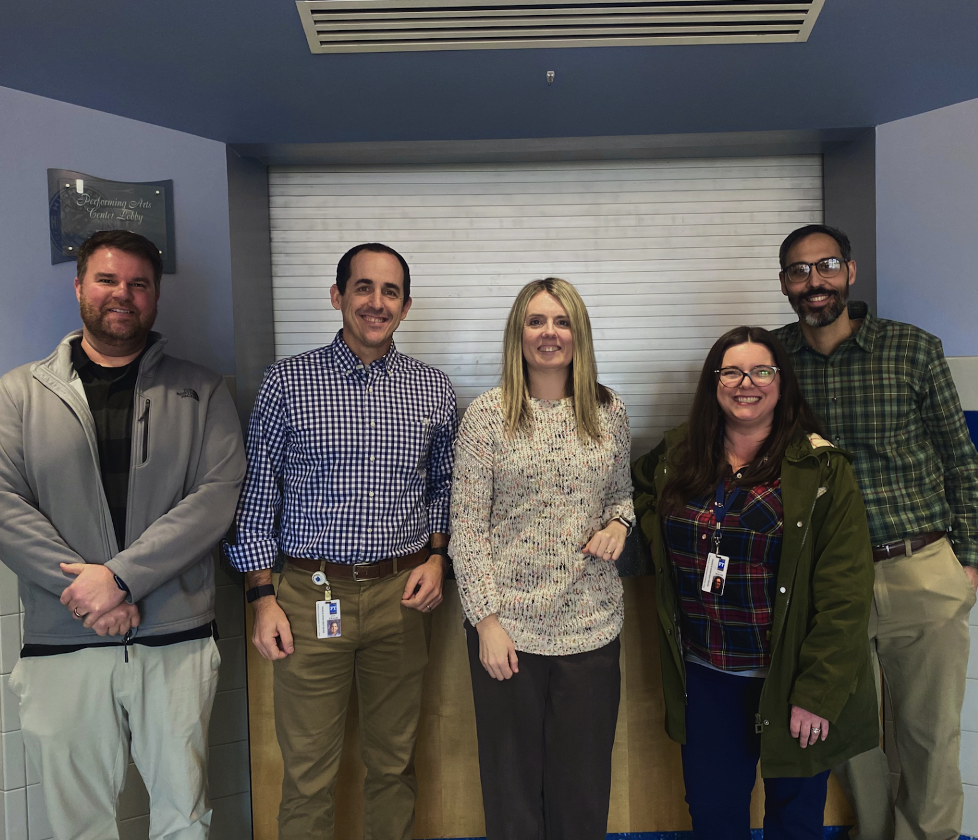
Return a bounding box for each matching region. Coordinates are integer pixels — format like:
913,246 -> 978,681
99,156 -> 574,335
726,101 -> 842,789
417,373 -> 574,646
450,277 -> 633,840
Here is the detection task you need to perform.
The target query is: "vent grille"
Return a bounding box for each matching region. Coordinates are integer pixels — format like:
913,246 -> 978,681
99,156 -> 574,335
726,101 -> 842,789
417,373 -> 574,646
297,0 -> 824,53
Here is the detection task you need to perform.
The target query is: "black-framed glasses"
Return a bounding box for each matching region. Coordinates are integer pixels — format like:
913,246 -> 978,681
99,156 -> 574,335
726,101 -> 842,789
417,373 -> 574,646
783,257 -> 847,284
715,366 -> 780,388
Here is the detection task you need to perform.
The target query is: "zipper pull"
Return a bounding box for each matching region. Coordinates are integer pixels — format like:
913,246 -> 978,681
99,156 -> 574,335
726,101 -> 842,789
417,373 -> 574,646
755,712 -> 763,734
123,629 -> 133,663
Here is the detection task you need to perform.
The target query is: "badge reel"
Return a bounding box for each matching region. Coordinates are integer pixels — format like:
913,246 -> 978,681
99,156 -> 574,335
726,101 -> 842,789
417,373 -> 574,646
702,485 -> 731,596
312,563 -> 342,639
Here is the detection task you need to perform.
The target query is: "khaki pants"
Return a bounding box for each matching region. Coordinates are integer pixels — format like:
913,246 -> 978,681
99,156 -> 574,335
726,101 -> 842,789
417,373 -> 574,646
10,637 -> 221,840
835,537 -> 975,840
273,562 -> 431,840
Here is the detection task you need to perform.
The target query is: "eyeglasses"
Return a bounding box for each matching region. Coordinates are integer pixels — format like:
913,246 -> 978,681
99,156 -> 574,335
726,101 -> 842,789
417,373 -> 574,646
715,366 -> 780,388
782,257 -> 847,284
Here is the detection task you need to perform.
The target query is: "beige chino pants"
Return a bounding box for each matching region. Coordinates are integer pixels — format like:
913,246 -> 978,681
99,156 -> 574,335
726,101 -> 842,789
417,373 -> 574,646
273,562 -> 431,840
835,537 -> 975,840
10,636 -> 221,840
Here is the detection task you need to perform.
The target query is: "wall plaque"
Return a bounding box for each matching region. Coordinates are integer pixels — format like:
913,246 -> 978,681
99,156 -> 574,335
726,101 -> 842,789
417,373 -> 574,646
48,169 -> 176,273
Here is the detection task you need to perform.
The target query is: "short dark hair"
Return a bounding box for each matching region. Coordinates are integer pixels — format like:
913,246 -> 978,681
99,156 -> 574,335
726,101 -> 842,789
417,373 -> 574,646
76,230 -> 163,289
335,243 -> 411,300
658,326 -> 824,514
779,224 -> 852,269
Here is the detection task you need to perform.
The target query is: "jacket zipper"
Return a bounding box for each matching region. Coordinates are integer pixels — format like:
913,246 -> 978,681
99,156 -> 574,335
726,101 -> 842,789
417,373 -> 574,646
139,398 -> 150,464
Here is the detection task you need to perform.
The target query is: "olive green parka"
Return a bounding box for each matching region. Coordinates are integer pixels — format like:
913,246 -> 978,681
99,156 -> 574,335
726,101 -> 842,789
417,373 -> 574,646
632,426 -> 879,778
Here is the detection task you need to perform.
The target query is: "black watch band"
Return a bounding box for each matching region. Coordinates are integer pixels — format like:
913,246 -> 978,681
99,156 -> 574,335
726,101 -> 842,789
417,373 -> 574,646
246,584 -> 276,603
613,516 -> 634,536
429,546 -> 449,557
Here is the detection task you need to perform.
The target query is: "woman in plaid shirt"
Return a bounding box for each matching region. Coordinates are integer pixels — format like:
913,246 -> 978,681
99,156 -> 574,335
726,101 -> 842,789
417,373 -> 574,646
633,326 -> 879,840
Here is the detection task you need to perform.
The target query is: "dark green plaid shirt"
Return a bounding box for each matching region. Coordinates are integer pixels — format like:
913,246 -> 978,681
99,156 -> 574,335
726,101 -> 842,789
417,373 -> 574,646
773,301 -> 978,568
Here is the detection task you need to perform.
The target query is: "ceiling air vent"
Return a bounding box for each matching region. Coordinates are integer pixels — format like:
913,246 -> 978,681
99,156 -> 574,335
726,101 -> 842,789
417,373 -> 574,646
296,0 -> 825,54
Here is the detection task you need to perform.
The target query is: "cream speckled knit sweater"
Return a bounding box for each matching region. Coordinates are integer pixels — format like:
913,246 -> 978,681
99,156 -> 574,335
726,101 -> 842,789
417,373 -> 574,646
449,387 -> 634,656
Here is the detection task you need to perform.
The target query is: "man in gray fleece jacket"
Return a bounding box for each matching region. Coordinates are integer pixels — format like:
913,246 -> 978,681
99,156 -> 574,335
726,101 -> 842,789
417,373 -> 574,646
0,230 -> 245,840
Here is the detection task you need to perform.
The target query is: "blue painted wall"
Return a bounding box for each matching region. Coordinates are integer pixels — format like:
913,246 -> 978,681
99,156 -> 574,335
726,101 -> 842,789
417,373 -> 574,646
0,85 -> 235,376
876,96 -> 978,836
876,95 -> 978,357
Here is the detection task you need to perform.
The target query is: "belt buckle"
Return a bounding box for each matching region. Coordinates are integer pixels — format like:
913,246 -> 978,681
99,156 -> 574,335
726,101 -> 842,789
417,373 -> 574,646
352,562 -> 376,582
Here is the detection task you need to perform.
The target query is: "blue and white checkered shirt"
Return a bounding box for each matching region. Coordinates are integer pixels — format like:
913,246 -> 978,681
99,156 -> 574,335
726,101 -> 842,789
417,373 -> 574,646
226,331 -> 458,572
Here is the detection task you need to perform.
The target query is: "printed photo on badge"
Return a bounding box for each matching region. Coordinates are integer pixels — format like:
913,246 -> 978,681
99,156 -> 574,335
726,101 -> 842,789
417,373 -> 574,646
327,619 -> 342,638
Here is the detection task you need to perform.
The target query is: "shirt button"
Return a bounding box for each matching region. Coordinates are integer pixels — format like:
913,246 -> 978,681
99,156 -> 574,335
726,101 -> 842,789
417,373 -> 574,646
367,387 -> 373,393
370,456 -> 376,462
701,534 -> 707,540
367,528 -> 372,533
369,491 -> 374,497
779,586 -> 786,594
796,521 -> 803,528
370,422 -> 376,427
763,719 -> 770,726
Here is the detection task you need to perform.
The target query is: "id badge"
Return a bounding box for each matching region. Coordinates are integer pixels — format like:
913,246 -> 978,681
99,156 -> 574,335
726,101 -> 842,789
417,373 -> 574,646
701,552 -> 730,595
316,599 -> 342,639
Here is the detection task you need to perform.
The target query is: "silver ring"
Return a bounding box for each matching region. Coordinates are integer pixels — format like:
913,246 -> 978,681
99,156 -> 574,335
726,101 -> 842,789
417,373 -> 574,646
811,727 -> 821,734
73,608 -> 82,618
425,605 -> 433,611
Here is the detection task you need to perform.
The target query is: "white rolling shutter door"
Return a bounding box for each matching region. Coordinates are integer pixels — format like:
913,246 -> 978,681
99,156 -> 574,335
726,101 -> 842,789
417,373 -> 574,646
269,157 -> 820,456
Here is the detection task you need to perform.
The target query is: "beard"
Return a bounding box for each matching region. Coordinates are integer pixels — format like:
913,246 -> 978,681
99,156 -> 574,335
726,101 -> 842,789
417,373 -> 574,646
79,298 -> 156,345
787,282 -> 850,328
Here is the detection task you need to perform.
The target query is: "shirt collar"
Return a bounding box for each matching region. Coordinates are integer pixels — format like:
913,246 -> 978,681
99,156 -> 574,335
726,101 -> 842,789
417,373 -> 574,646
781,300 -> 877,356
70,338 -> 94,373
69,337 -> 146,382
327,329 -> 401,377
847,300 -> 879,353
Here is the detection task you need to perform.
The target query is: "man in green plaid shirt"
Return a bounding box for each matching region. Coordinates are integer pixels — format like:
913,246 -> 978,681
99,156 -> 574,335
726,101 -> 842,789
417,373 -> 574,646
772,224 -> 978,840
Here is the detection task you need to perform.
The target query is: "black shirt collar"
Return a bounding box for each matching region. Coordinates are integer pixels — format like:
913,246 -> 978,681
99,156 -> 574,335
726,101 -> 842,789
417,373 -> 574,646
70,339 -> 145,384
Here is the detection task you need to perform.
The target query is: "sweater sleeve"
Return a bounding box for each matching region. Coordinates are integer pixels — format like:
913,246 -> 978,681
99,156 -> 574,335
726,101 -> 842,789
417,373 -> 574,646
449,394 -> 501,625
600,394 -> 635,527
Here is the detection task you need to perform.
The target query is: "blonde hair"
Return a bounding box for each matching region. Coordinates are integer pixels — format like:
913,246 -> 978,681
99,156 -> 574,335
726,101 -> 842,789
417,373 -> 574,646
501,277 -> 611,441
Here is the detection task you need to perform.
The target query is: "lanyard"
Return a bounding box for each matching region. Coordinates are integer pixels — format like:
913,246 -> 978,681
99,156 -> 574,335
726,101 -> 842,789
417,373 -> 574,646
712,481 -> 738,553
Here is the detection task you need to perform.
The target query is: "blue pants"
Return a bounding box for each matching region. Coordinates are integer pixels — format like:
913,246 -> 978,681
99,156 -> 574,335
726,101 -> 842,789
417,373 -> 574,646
681,661 -> 830,840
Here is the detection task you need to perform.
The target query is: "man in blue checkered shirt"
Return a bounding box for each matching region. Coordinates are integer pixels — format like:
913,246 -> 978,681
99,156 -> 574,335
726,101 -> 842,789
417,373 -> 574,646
226,243 -> 458,840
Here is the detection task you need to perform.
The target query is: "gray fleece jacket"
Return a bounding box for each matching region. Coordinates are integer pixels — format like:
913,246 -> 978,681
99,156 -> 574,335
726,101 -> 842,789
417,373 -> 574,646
0,331 -> 246,645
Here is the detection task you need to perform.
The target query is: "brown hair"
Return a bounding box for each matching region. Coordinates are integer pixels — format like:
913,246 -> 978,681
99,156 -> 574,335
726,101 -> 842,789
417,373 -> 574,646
76,230 -> 163,289
658,326 -> 823,514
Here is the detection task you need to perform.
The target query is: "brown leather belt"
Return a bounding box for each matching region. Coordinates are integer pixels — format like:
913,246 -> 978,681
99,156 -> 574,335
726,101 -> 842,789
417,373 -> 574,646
872,531 -> 945,562
285,545 -> 430,581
